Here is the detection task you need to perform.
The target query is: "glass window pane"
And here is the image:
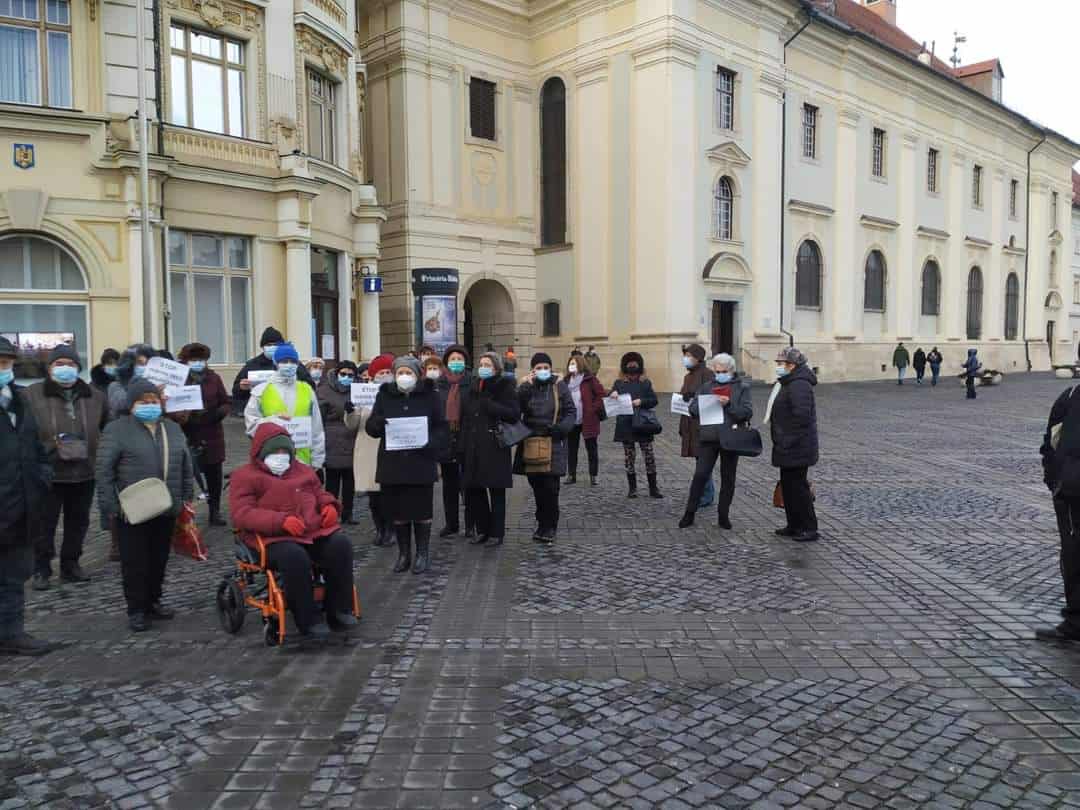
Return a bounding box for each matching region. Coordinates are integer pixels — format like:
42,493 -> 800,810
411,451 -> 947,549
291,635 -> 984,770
227,236 -> 247,268
59,252 -> 82,289
327,105 -> 335,163
0,239 -> 24,288
308,99 -> 323,160
30,239 -> 57,289
190,30 -> 220,59
170,25 -> 184,50
227,40 -> 241,64
5,0 -> 38,20
230,275 -> 250,363
169,273 -> 189,348
0,303 -> 89,379
0,26 -> 40,105
191,59 -> 224,133
191,234 -> 223,267
46,0 -> 67,24
227,68 -> 243,136
168,230 -> 186,265
194,275 -> 225,359
169,54 -> 188,126
47,31 -> 70,107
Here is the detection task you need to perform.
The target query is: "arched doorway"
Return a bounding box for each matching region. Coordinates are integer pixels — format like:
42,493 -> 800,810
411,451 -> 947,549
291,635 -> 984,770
462,279 -> 515,362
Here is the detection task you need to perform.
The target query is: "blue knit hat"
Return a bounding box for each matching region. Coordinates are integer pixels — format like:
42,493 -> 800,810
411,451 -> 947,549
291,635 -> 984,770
273,343 -> 300,365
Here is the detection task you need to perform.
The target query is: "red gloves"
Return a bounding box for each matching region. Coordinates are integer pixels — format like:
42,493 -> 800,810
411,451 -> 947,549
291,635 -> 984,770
282,516 -> 306,537
320,505 -> 338,529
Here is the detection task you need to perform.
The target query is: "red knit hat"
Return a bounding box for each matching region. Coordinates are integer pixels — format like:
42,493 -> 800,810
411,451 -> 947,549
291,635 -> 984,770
368,353 -> 395,376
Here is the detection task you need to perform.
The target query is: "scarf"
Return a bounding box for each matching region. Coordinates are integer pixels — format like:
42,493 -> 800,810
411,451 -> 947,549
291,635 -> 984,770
763,381 -> 782,424
445,372 -> 463,428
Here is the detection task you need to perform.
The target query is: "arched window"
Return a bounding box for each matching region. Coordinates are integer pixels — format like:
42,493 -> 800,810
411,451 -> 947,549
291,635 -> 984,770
540,77 -> 567,246
921,260 -> 940,316
966,267 -> 984,340
542,301 -> 560,337
713,177 -> 733,240
1005,273 -> 1020,340
863,250 -> 886,312
795,240 -> 822,308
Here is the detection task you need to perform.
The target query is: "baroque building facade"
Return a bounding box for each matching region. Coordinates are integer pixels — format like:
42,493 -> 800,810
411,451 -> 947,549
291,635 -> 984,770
358,0 -> 1079,388
0,0 -> 383,379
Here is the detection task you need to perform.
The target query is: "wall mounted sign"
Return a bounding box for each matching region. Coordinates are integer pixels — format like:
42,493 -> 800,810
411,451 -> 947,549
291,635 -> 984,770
13,143 -> 34,170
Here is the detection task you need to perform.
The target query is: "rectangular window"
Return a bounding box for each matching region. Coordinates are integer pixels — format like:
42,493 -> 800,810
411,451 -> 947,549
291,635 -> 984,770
168,231 -> 252,363
1010,179 -> 1019,219
1051,191 -> 1059,227
168,23 -> 245,136
715,68 -> 735,131
0,0 -> 72,108
927,148 -> 938,193
542,301 -> 560,337
306,70 -> 337,164
469,77 -> 496,141
871,128 -> 886,178
972,164 -> 983,208
1073,276 -> 1079,306
801,104 -> 817,159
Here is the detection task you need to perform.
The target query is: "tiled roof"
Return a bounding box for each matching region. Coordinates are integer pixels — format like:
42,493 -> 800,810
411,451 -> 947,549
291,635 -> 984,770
828,0 -> 954,74
954,59 -> 1003,78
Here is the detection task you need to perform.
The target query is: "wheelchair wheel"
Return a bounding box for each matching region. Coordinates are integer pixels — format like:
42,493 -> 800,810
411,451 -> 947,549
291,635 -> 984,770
216,578 -> 246,634
263,617 -> 280,646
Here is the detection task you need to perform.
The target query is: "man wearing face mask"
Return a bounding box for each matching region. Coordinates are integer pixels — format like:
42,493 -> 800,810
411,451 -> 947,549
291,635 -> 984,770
22,344 -> 107,590
174,343 -> 231,527
105,343 -> 156,422
90,348 -> 120,393
244,342 -> 326,470
232,326 -> 314,415
319,360 -> 361,524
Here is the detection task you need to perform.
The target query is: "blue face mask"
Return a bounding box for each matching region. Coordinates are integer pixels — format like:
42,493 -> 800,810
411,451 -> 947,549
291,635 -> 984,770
133,403 -> 162,422
51,366 -> 79,385
535,369 -> 552,382
188,360 -> 207,373
448,360 -> 466,374
775,366 -> 790,378
277,363 -> 297,379
477,366 -> 494,380
133,365 -> 147,378
103,365 -> 118,378
310,369 -> 323,382
263,345 -> 278,361
338,375 -> 354,386
715,372 -> 733,384
682,357 -> 694,369
0,369 -> 13,387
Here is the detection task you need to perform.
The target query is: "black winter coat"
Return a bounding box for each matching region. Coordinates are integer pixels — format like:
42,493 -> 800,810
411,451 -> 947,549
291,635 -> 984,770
0,385 -> 52,544
436,371 -> 473,463
366,380 -> 447,486
460,375 -> 519,489
769,364 -> 819,469
90,364 -> 114,393
513,379 -> 576,477
912,349 -> 927,372
611,377 -> 660,444
232,354 -> 314,415
318,379 -> 359,470
689,375 -> 753,446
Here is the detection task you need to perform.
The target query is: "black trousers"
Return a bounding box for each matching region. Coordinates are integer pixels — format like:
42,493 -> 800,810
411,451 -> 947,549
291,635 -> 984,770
266,532 -> 353,632
35,479 -> 95,576
1053,497 -> 1080,631
117,512 -> 175,616
527,474 -> 561,531
440,462 -> 463,530
203,462 -> 223,514
567,426 -> 599,477
780,466 -> 818,534
467,487 -> 507,538
684,446 -> 739,519
966,376 -> 977,399
325,467 -> 356,519
368,490 -> 383,530
0,523 -> 31,640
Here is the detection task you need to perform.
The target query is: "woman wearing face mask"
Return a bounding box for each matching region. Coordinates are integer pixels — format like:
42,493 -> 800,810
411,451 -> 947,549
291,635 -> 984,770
678,354 -> 753,530
460,351 -> 519,545
105,343 -> 156,422
318,360 -> 361,524
90,348 -> 120,393
610,352 -> 662,499
765,347 -> 819,543
514,353 -> 576,543
345,354 -> 395,546
305,358 -> 326,388
173,343 -> 231,527
679,344 -> 713,508
564,350 -> 606,486
365,356 -> 448,573
430,349 -> 474,538
95,379 -> 194,632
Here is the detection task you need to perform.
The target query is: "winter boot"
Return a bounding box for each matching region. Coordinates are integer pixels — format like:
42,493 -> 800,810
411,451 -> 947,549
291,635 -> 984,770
647,473 -> 663,499
565,473 -> 577,485
393,524 -> 413,573
590,476 -> 598,486
371,513 -> 385,546
412,523 -> 431,574
108,526 -> 121,562
208,505 -> 226,527
627,473 -> 638,499
678,512 -> 695,529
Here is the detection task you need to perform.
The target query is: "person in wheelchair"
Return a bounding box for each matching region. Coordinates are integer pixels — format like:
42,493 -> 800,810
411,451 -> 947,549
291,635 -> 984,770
229,423 -> 356,639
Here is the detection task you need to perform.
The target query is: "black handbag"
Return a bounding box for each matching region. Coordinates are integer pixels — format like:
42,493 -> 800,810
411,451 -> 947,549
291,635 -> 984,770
631,407 -> 662,436
494,420 -> 532,449
718,424 -> 763,457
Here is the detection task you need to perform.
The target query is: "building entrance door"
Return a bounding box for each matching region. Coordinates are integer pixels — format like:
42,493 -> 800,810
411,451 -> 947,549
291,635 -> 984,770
711,301 -> 736,357
311,248 -> 340,361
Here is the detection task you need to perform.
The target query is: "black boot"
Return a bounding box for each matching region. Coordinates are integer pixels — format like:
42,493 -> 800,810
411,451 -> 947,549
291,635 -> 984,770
717,513 -> 732,530
678,512 -> 695,529
565,473 -> 577,485
393,524 -> 412,573
647,474 -> 663,499
627,473 -> 638,499
590,476 -> 598,486
412,523 -> 431,574
208,505 -> 226,527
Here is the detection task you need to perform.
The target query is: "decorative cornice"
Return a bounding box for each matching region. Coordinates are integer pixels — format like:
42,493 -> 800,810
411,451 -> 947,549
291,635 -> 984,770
165,0 -> 261,31
296,22 -> 350,77
859,214 -> 899,231
631,36 -> 700,71
306,0 -> 346,28
916,225 -> 949,240
163,126 -> 279,171
705,141 -> 751,168
788,199 -> 834,218
964,235 -> 992,249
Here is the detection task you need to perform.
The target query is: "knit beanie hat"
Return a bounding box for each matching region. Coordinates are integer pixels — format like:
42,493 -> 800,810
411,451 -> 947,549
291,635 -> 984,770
259,326 -> 285,347
0,336 -> 16,358
442,344 -> 470,366
258,433 -> 295,460
126,378 -> 160,409
368,353 -> 394,377
530,352 -> 552,368
49,343 -> 82,370
776,347 -> 807,366
335,360 -> 358,375
273,343 -> 300,365
393,355 -> 421,376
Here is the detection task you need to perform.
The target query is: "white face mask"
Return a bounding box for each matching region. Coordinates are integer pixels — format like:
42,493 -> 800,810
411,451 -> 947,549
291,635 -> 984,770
396,373 -> 417,392
374,373 -> 393,385
264,453 -> 291,476
568,363 -> 578,374
425,369 -> 441,381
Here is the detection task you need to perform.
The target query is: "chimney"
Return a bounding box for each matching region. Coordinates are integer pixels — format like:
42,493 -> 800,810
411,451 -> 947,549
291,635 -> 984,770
861,0 -> 897,26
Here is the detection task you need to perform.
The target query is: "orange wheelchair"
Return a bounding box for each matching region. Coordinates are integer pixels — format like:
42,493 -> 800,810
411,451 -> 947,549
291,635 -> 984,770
216,535 -> 361,646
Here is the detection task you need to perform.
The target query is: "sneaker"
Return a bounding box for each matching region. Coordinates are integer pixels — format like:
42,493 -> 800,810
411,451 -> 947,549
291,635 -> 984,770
31,573 -> 50,591
148,602 -> 175,620
537,528 -> 556,545
60,564 -> 91,584
128,613 -> 150,633
488,536 -> 504,546
0,633 -> 60,656
463,527 -> 476,540
1035,623 -> 1080,643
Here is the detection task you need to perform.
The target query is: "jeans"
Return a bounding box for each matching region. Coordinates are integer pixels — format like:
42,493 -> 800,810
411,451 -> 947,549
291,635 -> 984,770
266,532 -> 353,632
780,466 -> 818,534
1053,496 -> 1080,631
440,462 -> 464,530
930,363 -> 941,386
325,467 -> 356,520
966,376 -> 977,399
117,512 -> 175,616
35,479 -> 95,576
527,474 -> 561,531
467,487 -> 507,538
0,526 -> 32,640
915,367 -> 925,383
567,426 -> 598,477
897,367 -> 906,383
685,447 -> 738,519
698,477 -> 716,510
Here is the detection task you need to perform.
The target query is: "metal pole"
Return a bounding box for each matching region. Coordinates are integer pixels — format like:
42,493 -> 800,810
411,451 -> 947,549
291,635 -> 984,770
134,0 -> 154,343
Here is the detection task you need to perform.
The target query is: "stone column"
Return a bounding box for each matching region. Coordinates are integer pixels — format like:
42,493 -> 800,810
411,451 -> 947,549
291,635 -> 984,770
359,259 -> 381,360
943,150 -> 968,341
751,71 -> 784,337
895,131 -> 919,339
285,239 -> 313,356
574,58 -> 610,338
337,251 -> 352,362
832,108 -> 860,339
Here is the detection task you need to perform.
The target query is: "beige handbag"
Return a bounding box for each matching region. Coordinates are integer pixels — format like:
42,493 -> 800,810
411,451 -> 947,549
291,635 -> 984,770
118,425 -> 173,525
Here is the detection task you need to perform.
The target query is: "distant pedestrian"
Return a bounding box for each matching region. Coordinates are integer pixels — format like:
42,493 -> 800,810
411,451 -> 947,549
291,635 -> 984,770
610,352 -> 662,499
90,348 -> 120,394
678,343 -> 714,509
503,346 -> 518,381
765,347 -> 819,543
564,351 -> 605,486
1039,385 -> 1080,642
927,347 -> 943,386
305,357 -> 325,387
962,348 -> 981,400
583,346 -> 602,377
892,342 -> 910,385
912,347 -> 927,385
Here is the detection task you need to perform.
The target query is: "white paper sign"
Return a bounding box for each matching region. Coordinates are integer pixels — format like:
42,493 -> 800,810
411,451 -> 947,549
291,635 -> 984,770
144,356 -> 190,388
603,393 -> 634,418
350,383 -> 380,407
386,416 -> 429,451
671,393 -> 691,417
164,385 -> 204,413
247,370 -> 274,385
283,416 -> 313,448
697,394 -> 726,426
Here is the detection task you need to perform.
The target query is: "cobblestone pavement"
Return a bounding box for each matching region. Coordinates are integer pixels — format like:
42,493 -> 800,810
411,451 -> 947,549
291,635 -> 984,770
3,373 -> 1080,809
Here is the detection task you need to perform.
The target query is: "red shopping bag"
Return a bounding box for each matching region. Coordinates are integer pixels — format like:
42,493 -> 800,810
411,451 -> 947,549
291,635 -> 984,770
172,502 -> 209,561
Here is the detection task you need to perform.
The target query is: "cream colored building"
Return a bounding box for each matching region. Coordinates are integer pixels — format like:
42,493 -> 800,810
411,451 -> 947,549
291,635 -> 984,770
0,0 -> 383,381
1070,173 -> 1080,362
359,0 -> 1079,389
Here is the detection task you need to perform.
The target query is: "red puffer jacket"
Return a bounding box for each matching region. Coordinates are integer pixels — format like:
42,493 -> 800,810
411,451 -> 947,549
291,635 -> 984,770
229,423 -> 340,547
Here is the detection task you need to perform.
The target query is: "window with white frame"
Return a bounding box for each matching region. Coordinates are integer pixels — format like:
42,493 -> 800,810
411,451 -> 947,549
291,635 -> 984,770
1010,179 -> 1019,219
715,68 -> 735,131
802,104 -> 817,159
713,177 -> 734,241
0,0 -> 72,107
972,164 -> 983,208
169,23 -> 245,136
871,128 -> 886,178
469,77 -> 496,141
927,148 -> 938,193
542,301 -> 560,337
306,69 -> 337,164
168,231 -> 252,364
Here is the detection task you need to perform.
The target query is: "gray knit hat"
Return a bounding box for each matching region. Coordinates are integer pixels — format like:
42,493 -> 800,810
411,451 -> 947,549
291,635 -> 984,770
49,343 -> 82,370
776,347 -> 807,366
392,355 -> 421,376
126,378 -> 160,409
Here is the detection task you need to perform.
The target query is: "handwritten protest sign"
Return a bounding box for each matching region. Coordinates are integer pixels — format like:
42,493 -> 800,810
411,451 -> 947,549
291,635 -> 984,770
144,356 -> 190,388
603,393 -> 634,418
164,385 -> 204,413
670,393 -> 691,417
350,383 -> 380,408
386,417 -> 428,451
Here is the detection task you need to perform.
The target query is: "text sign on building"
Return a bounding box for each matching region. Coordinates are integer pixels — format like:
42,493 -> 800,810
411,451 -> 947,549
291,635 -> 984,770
411,268 -> 460,354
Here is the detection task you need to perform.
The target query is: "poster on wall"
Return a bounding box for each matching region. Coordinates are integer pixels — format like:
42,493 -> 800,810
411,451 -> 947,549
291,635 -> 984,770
421,295 -> 458,354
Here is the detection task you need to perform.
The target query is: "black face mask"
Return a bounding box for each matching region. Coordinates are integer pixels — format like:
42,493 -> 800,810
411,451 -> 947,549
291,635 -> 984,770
626,365 -> 640,374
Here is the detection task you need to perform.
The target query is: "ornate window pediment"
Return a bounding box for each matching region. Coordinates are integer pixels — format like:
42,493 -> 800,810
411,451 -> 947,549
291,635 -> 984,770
705,141 -> 751,175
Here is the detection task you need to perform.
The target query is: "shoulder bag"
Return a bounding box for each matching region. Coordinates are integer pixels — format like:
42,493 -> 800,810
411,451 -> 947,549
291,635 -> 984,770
118,424 -> 174,525
50,398 -> 90,462
495,419 -> 532,449
522,387 -> 559,472
719,423 -> 763,457
631,407 -> 662,436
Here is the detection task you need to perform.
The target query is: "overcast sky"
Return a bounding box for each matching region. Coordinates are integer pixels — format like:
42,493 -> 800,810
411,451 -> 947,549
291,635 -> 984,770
895,1 -> 1080,166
